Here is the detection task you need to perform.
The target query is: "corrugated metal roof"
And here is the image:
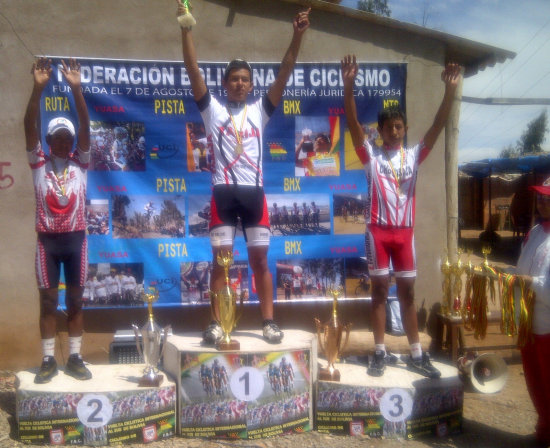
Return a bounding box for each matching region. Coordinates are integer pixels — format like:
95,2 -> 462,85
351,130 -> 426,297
280,0 -> 516,77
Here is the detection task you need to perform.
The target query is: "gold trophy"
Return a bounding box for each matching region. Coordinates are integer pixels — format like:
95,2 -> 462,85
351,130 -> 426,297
314,286 -> 352,381
451,248 -> 465,317
440,252 -> 452,315
177,0 -> 196,28
132,286 -> 171,387
211,250 -> 243,351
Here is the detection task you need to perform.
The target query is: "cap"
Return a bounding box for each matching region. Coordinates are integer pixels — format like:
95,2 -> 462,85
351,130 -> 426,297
46,117 -> 75,137
530,175 -> 550,196
224,59 -> 252,81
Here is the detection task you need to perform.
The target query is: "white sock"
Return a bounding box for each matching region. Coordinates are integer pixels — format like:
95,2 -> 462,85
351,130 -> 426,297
375,344 -> 386,355
410,342 -> 422,360
68,336 -> 82,356
42,338 -> 55,357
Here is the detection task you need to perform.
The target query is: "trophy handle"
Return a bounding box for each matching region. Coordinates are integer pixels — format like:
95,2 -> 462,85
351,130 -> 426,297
159,325 -> 171,361
313,318 -> 326,353
132,324 -> 144,362
209,290 -> 218,323
235,290 -> 245,326
339,323 -> 353,355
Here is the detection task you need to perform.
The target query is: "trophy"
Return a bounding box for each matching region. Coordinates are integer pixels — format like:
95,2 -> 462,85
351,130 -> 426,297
132,286 -> 171,387
177,0 -> 196,28
451,248 -> 465,317
211,250 -> 243,351
440,251 -> 452,316
314,286 -> 352,381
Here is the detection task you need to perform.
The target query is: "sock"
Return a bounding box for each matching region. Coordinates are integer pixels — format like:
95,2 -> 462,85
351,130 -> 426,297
375,344 -> 386,355
42,338 -> 55,358
68,336 -> 82,356
263,319 -> 274,327
410,342 -> 422,360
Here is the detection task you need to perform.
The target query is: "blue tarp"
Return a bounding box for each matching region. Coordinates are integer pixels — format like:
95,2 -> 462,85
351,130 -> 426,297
459,154 -> 550,178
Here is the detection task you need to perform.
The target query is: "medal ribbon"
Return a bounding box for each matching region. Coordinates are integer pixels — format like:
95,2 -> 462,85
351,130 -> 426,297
227,104 -> 248,152
382,146 -> 405,192
51,157 -> 69,197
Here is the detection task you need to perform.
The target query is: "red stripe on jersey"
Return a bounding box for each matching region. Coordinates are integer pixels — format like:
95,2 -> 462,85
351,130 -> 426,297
355,145 -> 369,165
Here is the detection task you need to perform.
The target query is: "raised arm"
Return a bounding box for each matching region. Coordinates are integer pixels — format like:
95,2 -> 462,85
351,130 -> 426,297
24,58 -> 52,151
60,59 -> 90,152
422,63 -> 462,150
177,0 -> 207,102
342,55 -> 365,149
267,8 -> 310,108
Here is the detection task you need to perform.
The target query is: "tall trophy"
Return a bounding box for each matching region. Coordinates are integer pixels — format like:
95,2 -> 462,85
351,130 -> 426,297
132,286 -> 171,387
211,250 -> 243,351
314,286 -> 352,381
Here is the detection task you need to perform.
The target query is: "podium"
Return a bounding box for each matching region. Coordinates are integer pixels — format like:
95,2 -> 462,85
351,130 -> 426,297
163,329 -> 315,439
316,359 -> 463,439
16,364 -> 176,445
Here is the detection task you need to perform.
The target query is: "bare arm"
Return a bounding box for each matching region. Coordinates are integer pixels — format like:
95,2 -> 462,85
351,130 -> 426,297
177,0 -> 207,101
422,63 -> 462,150
267,8 -> 310,108
342,55 -> 365,148
61,59 -> 90,152
24,58 -> 52,151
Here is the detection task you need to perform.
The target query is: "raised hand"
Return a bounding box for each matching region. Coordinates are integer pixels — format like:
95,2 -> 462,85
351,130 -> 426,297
293,7 -> 311,36
442,63 -> 461,89
31,57 -> 52,89
60,59 -> 82,90
341,54 -> 358,86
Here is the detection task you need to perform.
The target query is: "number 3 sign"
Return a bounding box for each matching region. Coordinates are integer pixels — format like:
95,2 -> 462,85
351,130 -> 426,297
379,388 -> 413,423
76,394 -> 113,428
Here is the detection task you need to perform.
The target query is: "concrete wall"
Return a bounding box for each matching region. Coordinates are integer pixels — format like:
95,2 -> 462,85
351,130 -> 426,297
0,0 -> 448,369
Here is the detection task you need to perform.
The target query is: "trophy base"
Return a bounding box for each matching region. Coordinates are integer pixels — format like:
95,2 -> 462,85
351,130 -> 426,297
319,367 -> 340,382
138,374 -> 164,387
216,339 -> 240,351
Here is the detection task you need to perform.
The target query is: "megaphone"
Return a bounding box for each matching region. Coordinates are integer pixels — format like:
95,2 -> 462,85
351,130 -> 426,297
457,353 -> 508,394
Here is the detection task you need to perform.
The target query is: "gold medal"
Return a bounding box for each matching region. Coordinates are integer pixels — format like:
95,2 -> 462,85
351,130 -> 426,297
227,104 -> 247,157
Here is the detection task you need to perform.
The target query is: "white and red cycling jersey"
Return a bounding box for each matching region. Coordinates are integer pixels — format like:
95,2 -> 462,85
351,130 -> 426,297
355,138 -> 430,227
198,92 -> 274,187
28,141 -> 89,233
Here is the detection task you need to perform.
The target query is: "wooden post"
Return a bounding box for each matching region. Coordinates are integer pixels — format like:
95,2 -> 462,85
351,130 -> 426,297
445,75 -> 464,264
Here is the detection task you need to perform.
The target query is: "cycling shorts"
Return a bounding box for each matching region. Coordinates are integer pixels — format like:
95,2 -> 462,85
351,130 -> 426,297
365,224 -> 416,277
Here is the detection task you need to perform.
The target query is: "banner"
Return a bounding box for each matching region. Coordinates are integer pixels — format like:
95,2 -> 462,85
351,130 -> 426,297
39,57 -> 406,308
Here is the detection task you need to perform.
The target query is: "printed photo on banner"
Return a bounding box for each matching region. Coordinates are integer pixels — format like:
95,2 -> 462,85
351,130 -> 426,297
90,121 -> 146,171
112,194 -> 185,239
266,194 -> 330,236
83,262 -> 144,307
179,352 -> 248,438
247,350 -> 310,434
86,199 -> 109,235
333,193 -> 367,234
186,122 -> 212,172
275,258 -> 344,301
180,260 -> 250,305
295,116 -> 340,177
343,257 -> 371,298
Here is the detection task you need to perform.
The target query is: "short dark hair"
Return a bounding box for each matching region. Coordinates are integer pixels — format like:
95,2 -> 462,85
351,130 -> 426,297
224,59 -> 252,81
377,106 -> 407,129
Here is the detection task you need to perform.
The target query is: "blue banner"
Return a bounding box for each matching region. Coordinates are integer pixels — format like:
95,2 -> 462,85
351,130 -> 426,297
40,57 -> 406,308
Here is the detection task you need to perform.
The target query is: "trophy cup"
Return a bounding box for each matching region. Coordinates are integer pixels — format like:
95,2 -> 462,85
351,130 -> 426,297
177,0 -> 196,28
132,286 -> 171,387
451,248 -> 465,317
211,250 -> 243,351
440,252 -> 452,316
314,285 -> 352,381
